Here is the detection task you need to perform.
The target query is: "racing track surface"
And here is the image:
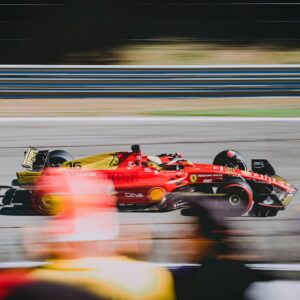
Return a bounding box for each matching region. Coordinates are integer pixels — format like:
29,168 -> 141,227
0,117 -> 299,264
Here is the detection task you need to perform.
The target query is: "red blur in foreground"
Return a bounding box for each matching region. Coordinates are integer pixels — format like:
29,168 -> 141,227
34,168 -> 119,243
20,168 -> 175,300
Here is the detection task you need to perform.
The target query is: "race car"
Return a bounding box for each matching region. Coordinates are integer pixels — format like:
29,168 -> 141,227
0,145 -> 297,217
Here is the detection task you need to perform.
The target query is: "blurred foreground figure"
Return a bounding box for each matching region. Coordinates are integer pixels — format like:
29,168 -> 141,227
17,168 -> 175,300
173,199 -> 260,300
6,281 -> 105,300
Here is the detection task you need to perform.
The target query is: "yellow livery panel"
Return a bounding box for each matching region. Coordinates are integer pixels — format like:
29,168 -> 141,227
61,152 -> 120,170
17,171 -> 41,185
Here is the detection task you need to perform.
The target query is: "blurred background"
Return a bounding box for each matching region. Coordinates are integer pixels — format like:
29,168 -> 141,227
0,1 -> 300,299
1,0 -> 300,65
1,1 -> 300,118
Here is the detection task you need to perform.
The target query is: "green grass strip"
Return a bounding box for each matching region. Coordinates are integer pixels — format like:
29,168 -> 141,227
146,108 -> 300,117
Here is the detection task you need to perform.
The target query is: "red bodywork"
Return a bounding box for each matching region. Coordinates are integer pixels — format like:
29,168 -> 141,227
63,151 -> 295,209
4,147 -> 296,217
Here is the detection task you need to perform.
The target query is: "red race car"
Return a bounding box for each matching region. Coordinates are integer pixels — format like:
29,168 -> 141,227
0,145 -> 297,217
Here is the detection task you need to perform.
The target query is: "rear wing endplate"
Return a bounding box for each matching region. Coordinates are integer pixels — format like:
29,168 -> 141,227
22,147 -> 49,171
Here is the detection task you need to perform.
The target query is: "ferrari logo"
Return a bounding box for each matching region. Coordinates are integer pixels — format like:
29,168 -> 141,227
190,174 -> 198,183
109,154 -> 120,167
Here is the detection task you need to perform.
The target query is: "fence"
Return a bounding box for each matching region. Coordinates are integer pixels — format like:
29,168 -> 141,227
1,65 -> 300,97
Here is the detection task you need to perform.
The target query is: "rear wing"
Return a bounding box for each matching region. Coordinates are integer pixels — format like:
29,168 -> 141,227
22,147 -> 49,171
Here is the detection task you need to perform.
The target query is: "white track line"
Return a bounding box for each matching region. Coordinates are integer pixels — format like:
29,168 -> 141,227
158,263 -> 300,272
0,117 -> 300,123
1,261 -> 300,272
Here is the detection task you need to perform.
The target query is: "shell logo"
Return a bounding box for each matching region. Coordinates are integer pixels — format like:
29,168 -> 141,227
147,187 -> 166,202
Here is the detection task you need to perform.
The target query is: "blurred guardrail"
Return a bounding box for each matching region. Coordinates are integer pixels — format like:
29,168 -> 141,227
1,64 -> 300,98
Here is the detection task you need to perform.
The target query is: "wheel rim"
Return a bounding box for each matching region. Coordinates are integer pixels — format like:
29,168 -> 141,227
221,185 -> 252,216
229,195 -> 241,206
41,195 -> 52,207
35,194 -> 61,215
229,194 -> 241,206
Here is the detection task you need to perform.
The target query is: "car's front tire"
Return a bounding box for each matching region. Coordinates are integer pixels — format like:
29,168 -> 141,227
32,193 -> 62,216
217,182 -> 253,217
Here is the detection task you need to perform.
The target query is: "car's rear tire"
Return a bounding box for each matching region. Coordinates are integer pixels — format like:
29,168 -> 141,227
48,150 -> 73,167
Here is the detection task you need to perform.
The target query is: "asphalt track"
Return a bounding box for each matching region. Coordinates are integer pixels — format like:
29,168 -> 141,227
0,117 -> 299,264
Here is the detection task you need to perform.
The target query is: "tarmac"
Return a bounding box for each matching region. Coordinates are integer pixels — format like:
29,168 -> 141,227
0,116 -> 299,267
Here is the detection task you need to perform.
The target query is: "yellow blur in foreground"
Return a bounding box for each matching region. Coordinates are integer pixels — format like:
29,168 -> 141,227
30,256 -> 175,300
